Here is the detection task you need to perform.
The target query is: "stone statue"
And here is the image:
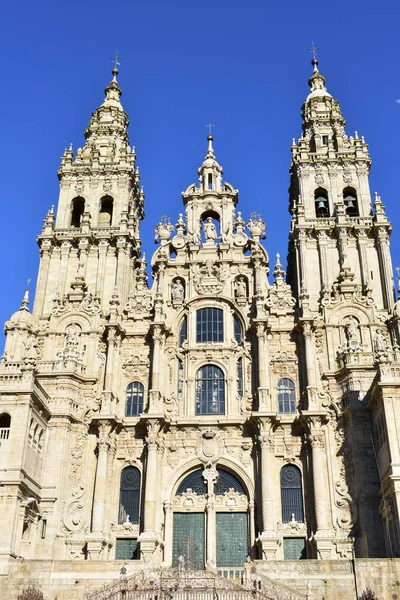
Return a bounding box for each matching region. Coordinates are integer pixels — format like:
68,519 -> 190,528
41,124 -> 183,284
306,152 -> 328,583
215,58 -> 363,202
171,279 -> 184,301
203,217 -> 217,241
374,329 -> 387,353
65,324 -> 79,349
345,316 -> 360,343
235,278 -> 247,298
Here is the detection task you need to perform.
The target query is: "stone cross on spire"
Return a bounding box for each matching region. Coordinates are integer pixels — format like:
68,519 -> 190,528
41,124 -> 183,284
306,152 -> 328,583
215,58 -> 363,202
206,123 -> 215,136
308,42 -> 319,61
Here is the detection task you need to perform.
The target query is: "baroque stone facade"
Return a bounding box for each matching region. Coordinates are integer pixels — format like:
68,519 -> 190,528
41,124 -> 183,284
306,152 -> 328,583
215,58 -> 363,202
1,58 -> 400,598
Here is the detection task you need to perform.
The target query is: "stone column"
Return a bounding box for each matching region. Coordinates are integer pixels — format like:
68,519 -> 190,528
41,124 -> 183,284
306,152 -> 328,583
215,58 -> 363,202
92,427 -> 110,535
376,227 -> 395,310
163,501 -> 173,566
307,418 -> 333,558
316,231 -> 329,290
256,322 -> 270,410
104,327 -> 117,391
297,229 -> 308,293
302,322 -> 318,409
149,326 -> 163,414
116,239 -> 129,304
356,229 -> 370,292
257,419 -> 279,559
206,497 -> 216,567
139,421 -> 160,563
33,241 -> 52,317
96,240 -> 109,304
57,241 -> 71,298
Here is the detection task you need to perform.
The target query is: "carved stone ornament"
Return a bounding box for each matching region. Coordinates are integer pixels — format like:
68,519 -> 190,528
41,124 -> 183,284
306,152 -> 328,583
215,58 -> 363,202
265,281 -> 295,315
124,291 -> 153,316
335,480 -> 358,531
61,486 -> 87,533
81,291 -> 101,315
214,488 -> 248,510
196,430 -> 220,464
122,354 -> 150,376
173,489 -> 207,510
192,261 -> 227,295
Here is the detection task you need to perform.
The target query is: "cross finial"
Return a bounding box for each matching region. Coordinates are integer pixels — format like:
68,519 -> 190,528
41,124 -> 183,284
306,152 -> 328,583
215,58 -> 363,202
26,278 -> 31,291
111,52 -> 122,71
206,122 -> 215,136
308,42 -> 319,61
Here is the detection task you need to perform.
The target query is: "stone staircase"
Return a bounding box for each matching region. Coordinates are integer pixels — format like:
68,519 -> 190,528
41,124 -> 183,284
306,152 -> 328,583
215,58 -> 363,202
86,567 -> 307,600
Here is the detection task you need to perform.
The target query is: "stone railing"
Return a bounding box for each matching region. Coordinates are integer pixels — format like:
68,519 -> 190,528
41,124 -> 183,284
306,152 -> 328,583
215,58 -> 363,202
87,567 -> 306,600
0,428 -> 10,440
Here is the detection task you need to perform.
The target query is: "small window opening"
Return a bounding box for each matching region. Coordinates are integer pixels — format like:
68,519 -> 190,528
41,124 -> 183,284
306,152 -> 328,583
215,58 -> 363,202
234,315 -> 242,344
41,519 -> 47,539
99,195 -> 113,226
343,187 -> 359,216
314,188 -> 329,218
208,173 -> 213,190
237,358 -> 243,398
179,316 -> 187,347
0,413 -> 11,440
71,197 -> 85,227
321,135 -> 328,146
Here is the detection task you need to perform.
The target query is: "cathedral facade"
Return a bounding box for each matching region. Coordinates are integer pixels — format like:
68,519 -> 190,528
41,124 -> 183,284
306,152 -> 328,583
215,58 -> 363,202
1,58 -> 400,598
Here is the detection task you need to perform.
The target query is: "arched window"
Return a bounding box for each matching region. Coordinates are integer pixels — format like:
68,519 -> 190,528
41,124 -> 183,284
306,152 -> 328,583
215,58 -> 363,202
126,382 -> 144,416
195,365 -> 225,415
280,465 -> 304,523
179,316 -> 187,347
314,188 -> 329,218
237,357 -> 243,397
196,308 -> 223,343
277,378 -> 296,413
99,195 -> 113,226
118,466 -> 141,524
214,469 -> 246,496
71,197 -> 85,227
234,315 -> 242,344
177,469 -> 207,495
343,187 -> 359,216
0,413 -> 11,440
177,358 -> 183,398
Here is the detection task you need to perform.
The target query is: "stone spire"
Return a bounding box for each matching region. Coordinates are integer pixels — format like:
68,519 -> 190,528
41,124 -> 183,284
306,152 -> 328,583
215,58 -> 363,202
197,134 -> 223,194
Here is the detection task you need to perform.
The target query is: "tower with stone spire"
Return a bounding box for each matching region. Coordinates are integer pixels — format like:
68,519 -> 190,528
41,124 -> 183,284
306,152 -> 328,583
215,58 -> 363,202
34,64 -> 144,320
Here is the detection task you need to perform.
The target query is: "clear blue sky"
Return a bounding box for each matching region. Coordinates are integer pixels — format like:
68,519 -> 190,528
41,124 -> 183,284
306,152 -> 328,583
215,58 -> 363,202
1,1 -> 400,341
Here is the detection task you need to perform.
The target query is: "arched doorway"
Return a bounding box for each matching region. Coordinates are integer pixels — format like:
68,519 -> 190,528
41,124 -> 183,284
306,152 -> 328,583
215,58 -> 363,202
171,467 -> 249,568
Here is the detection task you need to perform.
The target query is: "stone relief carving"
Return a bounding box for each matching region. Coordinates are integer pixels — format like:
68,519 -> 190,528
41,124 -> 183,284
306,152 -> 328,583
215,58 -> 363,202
192,260 -> 227,295
196,429 -> 220,465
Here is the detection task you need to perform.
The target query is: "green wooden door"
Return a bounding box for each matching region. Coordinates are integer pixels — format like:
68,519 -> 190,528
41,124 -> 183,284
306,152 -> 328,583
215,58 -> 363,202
173,513 -> 205,569
216,512 -> 248,567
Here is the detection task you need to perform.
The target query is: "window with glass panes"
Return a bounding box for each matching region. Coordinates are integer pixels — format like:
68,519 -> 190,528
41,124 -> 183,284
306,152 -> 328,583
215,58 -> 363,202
126,381 -> 144,416
196,308 -> 223,343
179,316 -> 187,347
280,465 -> 304,523
234,315 -> 242,344
195,364 -> 225,415
237,358 -> 243,397
277,378 -> 296,413
118,467 -> 141,524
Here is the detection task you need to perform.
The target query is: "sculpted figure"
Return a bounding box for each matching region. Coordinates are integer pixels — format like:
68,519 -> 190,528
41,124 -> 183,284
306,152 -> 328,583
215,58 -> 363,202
172,279 -> 184,301
203,217 -> 217,241
345,316 -> 360,343
374,329 -> 387,353
235,278 -> 247,298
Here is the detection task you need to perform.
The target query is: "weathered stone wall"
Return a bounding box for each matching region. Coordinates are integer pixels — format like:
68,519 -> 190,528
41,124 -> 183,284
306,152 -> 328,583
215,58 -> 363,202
1,559 -> 400,600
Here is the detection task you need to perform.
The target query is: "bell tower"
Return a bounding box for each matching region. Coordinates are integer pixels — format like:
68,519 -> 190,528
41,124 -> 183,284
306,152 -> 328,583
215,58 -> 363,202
33,65 -> 144,319
287,56 -> 395,314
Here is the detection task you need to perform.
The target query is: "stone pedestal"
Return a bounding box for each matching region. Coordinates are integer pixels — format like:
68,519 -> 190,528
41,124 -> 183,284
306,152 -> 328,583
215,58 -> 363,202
257,533 -> 280,560
86,537 -> 109,560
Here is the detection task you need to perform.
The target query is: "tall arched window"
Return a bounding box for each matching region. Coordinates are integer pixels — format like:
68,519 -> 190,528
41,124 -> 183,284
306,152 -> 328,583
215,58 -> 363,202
0,413 -> 11,440
237,358 -> 243,398
195,365 -> 225,415
280,465 -> 304,523
99,195 -> 113,226
314,188 -> 329,218
343,187 -> 359,216
118,466 -> 141,524
71,197 -> 85,227
196,308 -> 223,343
234,315 -> 242,344
277,378 -> 296,413
179,316 -> 187,347
126,382 -> 144,416
177,358 -> 183,398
